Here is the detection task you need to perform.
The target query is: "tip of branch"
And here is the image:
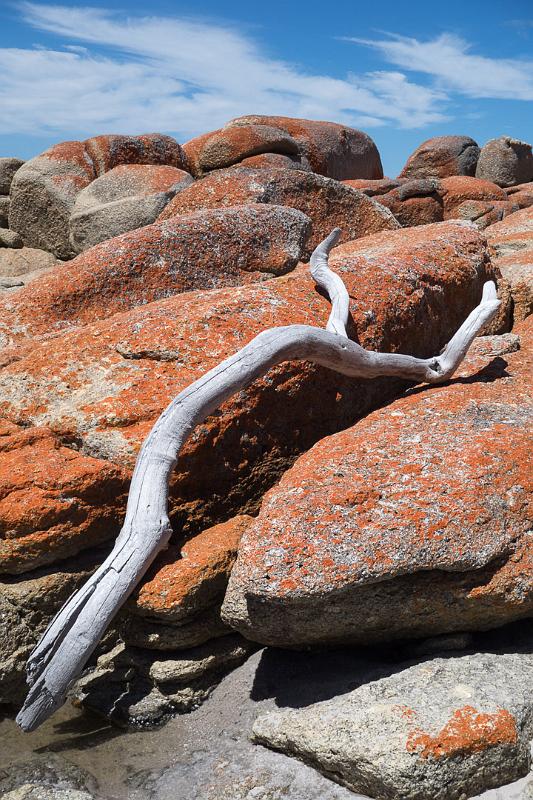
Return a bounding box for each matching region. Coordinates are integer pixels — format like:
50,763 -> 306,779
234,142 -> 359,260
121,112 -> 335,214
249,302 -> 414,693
482,280 -> 498,302
310,228 -> 342,276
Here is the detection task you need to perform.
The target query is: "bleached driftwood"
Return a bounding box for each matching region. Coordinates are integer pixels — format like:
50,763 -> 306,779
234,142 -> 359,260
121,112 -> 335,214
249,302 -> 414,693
17,228 -> 500,732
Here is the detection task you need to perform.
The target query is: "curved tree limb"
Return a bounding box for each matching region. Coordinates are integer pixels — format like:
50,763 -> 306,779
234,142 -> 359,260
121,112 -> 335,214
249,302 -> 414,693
16,229 -> 501,732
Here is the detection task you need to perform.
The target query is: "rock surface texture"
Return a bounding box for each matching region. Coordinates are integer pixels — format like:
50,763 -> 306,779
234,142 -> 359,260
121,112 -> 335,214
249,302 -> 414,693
69,164 -> 193,252
485,206 -> 533,323
399,136 -> 480,180
8,134 -> 187,258
476,137 -> 533,188
223,328 -> 532,645
253,651 -> 533,800
158,167 -> 399,250
184,115 -> 384,180
0,204 -> 311,339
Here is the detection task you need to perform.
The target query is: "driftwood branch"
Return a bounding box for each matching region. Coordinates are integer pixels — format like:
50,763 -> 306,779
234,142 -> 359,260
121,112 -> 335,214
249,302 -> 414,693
16,228 -> 500,732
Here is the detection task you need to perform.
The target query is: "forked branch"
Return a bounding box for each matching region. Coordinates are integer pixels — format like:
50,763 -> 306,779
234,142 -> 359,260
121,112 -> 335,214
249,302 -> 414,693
16,228 -> 500,732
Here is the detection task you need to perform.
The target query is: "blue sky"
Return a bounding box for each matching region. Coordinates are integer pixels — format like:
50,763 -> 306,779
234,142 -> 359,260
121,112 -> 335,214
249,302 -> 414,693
0,0 -> 532,176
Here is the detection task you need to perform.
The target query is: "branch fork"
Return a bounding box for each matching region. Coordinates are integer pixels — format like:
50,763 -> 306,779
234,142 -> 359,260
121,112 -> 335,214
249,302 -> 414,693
16,228 -> 500,731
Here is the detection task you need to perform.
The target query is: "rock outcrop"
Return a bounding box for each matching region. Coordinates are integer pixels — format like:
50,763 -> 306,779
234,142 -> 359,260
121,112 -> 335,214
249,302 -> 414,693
485,206 -> 533,323
253,651 -> 533,800
476,137 -> 533,187
158,167 -> 399,250
69,163 -> 193,252
398,136 -> 480,180
185,116 -> 384,180
0,204 -> 311,341
9,134 -> 187,259
0,222 -> 498,548
223,328 -> 532,646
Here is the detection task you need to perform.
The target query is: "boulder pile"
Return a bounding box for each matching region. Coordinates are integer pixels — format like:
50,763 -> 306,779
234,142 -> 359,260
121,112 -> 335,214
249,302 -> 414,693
0,117 -> 531,798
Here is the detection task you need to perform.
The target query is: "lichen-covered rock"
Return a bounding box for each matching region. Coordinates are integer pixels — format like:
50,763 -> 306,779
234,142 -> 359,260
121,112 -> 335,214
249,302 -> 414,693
130,515 -> 252,623
0,551 -> 100,702
226,115 -> 384,180
485,206 -> 533,322
506,182 -> 533,209
182,124 -> 299,176
9,134 -> 187,259
74,636 -> 256,727
253,651 -> 533,800
377,180 -> 443,226
0,421 -> 128,573
69,163 -> 192,252
453,199 -> 518,230
343,177 -> 400,196
399,136 -> 480,180
0,157 -> 25,194
8,141 -> 95,259
440,176 -> 507,218
0,204 -> 311,340
83,133 -> 186,176
223,329 -> 532,646
158,167 -> 399,250
237,152 -> 310,171
476,137 -> 533,188
0,222 -> 500,558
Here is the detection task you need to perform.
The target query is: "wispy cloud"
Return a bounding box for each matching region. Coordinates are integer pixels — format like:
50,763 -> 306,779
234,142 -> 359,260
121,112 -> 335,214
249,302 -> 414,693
347,32 -> 533,101
0,3 -> 447,139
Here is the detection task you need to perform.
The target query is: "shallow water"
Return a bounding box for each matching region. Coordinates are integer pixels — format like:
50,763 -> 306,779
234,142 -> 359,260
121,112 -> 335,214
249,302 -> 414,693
1,648 -> 532,800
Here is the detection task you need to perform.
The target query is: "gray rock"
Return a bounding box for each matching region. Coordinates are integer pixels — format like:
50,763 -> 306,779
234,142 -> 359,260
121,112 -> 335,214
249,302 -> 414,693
476,137 -> 533,187
0,753 -> 97,798
253,651 -> 533,800
0,246 -> 56,277
2,787 -> 95,800
0,227 -> 23,248
0,554 -> 100,704
74,635 -> 257,728
0,195 -> 10,227
0,157 -> 24,194
399,136 -> 480,180
69,163 -> 193,253
120,603 -> 232,650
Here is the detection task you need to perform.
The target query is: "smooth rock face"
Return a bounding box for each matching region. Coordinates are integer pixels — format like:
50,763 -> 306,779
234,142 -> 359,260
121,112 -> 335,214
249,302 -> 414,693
0,204 -> 311,339
0,421 -> 128,573
0,223 -> 498,545
0,552 -> 99,702
253,652 -> 533,800
399,136 -> 480,180
223,330 -> 532,646
69,163 -> 193,252
0,157 -> 25,194
74,635 -> 257,727
130,515 -> 252,623
476,137 -> 533,187
158,167 -> 399,250
485,206 -> 533,322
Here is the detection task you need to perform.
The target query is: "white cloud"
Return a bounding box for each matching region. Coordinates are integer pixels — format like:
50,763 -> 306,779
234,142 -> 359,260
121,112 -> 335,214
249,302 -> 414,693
348,32 -> 533,101
0,3 -> 447,139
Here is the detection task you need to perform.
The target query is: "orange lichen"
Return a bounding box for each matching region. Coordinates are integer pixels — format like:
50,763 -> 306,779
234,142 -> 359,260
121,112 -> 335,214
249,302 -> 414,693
406,706 -> 518,759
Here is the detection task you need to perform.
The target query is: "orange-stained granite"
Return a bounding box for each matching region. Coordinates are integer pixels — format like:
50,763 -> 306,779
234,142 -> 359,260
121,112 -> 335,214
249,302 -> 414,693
130,515 -> 252,622
406,706 -> 518,760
